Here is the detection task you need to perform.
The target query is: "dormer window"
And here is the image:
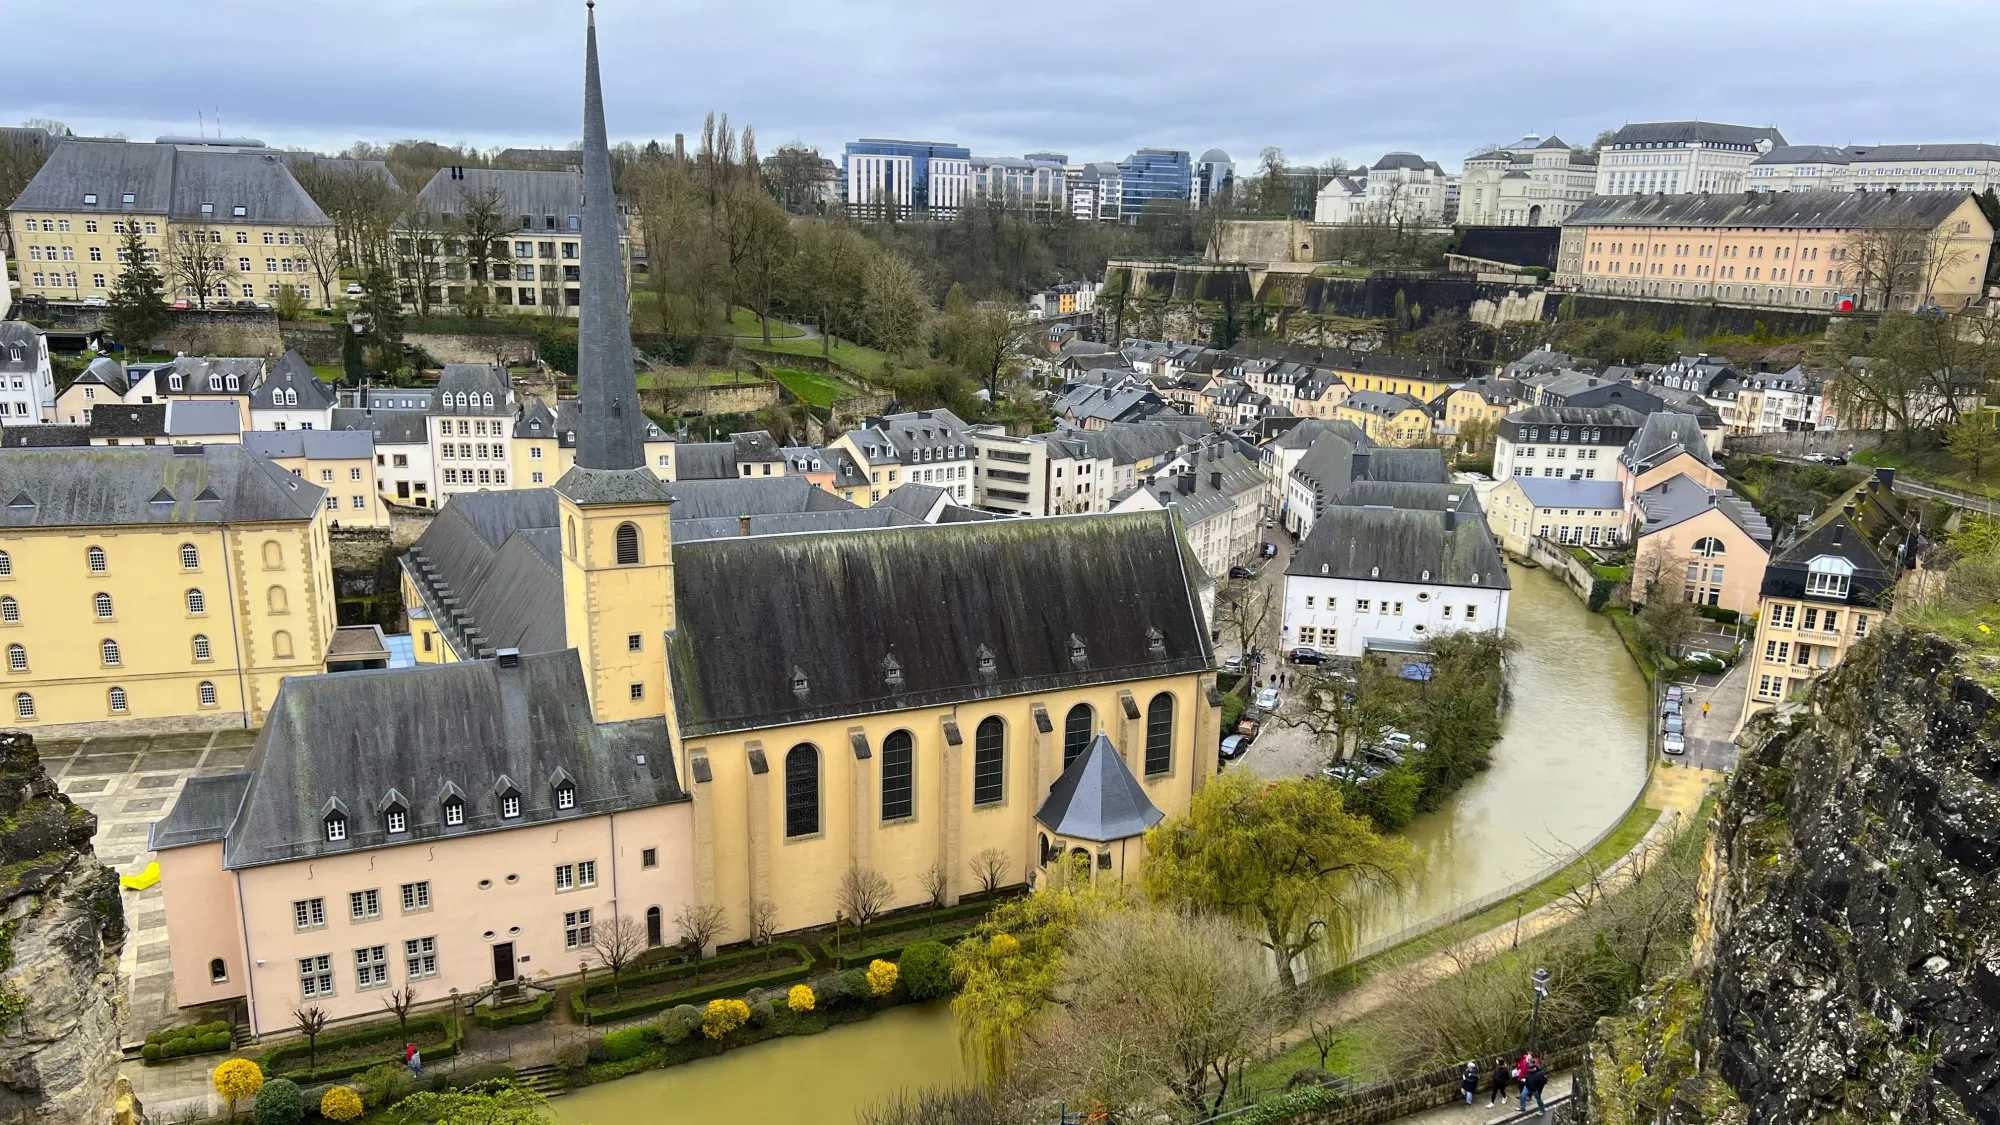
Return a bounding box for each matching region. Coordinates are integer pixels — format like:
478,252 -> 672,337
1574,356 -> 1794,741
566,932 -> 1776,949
882,653 -> 904,688
82,193 -> 97,206
386,808 -> 406,833
207,375 -> 221,391
791,667 -> 810,698
200,202 -> 214,216
1069,634 -> 1088,668
501,794 -> 520,818
225,375 -> 239,391
232,206 -> 246,217
976,644 -> 996,676
121,193 -> 135,204
325,812 -> 347,841
554,781 -> 575,810
169,374 -> 183,390
443,797 -> 464,825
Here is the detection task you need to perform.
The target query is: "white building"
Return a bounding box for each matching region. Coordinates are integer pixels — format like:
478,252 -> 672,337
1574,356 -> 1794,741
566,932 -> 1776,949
1110,443 -> 1264,582
333,392 -> 436,508
1282,504 -> 1510,659
0,322 -> 56,423
1493,404 -> 1647,481
1593,121 -> 1786,196
1746,143 -> 2000,195
247,350 -> 336,431
1459,135 -> 1598,227
837,408 -> 978,505
428,363 -> 517,497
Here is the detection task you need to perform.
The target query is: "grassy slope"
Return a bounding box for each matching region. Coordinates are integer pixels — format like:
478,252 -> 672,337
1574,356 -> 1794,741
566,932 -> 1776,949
767,367 -> 858,407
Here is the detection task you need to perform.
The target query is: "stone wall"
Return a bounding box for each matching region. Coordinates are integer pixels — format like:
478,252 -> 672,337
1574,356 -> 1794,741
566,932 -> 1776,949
1524,536 -> 1595,601
0,732 -> 127,1122
278,323 -> 342,365
1294,1035 -> 1586,1125
406,331 -> 537,366
1722,429 -> 1881,457
1548,294 -> 1832,339
330,526 -> 404,628
639,377 -> 779,418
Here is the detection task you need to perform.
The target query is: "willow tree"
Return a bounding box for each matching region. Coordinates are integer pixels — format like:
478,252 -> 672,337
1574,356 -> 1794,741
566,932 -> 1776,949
1143,772 -> 1408,989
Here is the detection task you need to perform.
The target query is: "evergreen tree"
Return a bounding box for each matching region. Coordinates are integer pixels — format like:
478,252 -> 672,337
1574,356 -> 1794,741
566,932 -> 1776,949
104,227 -> 168,348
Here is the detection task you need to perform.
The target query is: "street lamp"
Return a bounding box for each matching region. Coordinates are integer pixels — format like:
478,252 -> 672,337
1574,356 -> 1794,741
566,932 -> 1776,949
1512,896 -> 1525,950
1527,967 -> 1551,1055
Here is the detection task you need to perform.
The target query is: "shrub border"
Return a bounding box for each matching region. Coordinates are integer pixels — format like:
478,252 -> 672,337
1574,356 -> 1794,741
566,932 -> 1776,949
472,989 -> 555,1029
573,948 -> 816,1026
256,1013 -> 461,1083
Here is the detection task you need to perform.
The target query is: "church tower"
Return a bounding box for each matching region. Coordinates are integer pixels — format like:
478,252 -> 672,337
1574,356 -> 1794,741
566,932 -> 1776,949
555,1 -> 675,723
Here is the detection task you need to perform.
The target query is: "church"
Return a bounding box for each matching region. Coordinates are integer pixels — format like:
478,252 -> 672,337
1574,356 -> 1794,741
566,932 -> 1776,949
148,7 -> 1219,1037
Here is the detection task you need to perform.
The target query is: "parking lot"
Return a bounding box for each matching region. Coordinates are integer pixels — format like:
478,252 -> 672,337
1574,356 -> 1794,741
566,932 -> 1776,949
1661,660 -> 1746,772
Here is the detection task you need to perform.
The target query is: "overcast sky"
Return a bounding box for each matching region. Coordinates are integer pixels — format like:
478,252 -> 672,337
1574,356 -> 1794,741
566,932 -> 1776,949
10,0 -> 2000,169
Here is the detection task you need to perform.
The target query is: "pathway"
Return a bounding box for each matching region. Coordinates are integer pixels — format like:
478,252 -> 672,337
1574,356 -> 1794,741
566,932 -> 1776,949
1684,658 -> 1748,768
1385,1071 -> 1573,1125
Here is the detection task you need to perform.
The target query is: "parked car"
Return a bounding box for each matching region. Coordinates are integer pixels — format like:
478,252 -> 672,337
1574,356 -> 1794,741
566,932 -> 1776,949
253,301 -> 272,310
1219,735 -> 1248,761
1662,731 -> 1687,756
1238,706 -> 1263,738
1223,654 -> 1243,673
1680,648 -> 1721,664
1261,542 -> 1277,558
1802,452 -> 1848,466
1323,759 -> 1386,785
1663,714 -> 1685,735
345,282 -> 365,296
232,299 -> 258,310
1358,744 -> 1405,767
1264,516 -> 1275,527
80,294 -> 108,307
1661,698 -> 1683,717
1382,731 -> 1427,752
1288,646 -> 1325,665
1665,685 -> 1686,701
171,298 -> 191,309
1228,565 -> 1258,580
1255,687 -> 1279,710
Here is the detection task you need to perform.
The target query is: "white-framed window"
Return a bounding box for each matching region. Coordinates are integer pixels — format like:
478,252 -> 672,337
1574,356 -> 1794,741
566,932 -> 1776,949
577,859 -> 596,887
192,634 -> 212,661
556,783 -> 576,809
293,897 -> 326,931
405,937 -> 438,979
443,799 -> 465,826
108,686 -> 128,713
401,881 -> 431,912
555,863 -> 575,892
299,954 -> 334,998
354,945 -> 389,989
564,908 -> 593,949
349,888 -> 379,921
386,808 -> 406,834
324,812 -> 346,841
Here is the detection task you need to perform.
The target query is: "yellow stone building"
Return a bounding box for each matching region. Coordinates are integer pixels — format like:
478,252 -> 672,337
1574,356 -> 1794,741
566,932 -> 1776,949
9,139 -> 335,308
511,396 -> 676,487
1337,389 -> 1435,446
0,445 -> 334,735
243,430 -> 391,529
1330,355 -> 1454,402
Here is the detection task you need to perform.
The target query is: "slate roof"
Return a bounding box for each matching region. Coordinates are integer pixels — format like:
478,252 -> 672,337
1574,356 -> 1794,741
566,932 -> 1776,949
242,429 -> 375,461
552,464 -> 674,506
169,146 -> 332,225
168,356 -> 262,393
672,508 -> 927,542
0,324 -> 42,373
1565,189 -> 1974,231
250,351 -> 336,411
1512,477 -> 1625,511
666,510 -> 1211,737
11,140 -> 172,214
1339,480 -> 1483,515
878,483 -> 949,521
332,407 -> 430,446
1622,412 -> 1714,471
1633,474 -> 1772,544
0,425 -> 86,448
1753,144 -> 1857,166
1089,418 -> 1212,467
1373,152 -> 1433,171
1056,384 -> 1162,426
1286,505 -> 1510,590
666,476 -> 853,520
147,772 -> 252,851
673,442 -> 739,480
85,403 -> 166,439
200,649 -> 680,869
1604,121 -> 1786,149
1033,733 -> 1164,842
410,167 -> 584,229
72,357 -> 128,395
403,490 -> 564,660
1504,403 -> 1646,429
1268,418 -> 1371,452
732,429 -> 784,464
434,364 -> 512,415
0,444 -> 323,526
1760,475 -> 1915,605
165,400 -> 241,438
1343,390 -> 1425,418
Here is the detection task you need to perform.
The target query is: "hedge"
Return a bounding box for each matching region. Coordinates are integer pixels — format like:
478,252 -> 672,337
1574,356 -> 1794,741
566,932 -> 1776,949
258,1014 -> 461,1083
473,990 -> 554,1029
141,1019 -> 232,1063
573,947 -> 816,1026
576,942 -> 812,1002
1695,604 -> 1740,625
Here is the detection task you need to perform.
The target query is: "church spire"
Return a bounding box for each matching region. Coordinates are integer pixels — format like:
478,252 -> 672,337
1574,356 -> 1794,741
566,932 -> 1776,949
574,0 -> 642,470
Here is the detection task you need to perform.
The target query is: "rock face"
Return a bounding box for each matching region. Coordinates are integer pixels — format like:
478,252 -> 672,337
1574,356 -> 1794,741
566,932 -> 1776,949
1580,631 -> 1999,1123
0,732 -> 126,1121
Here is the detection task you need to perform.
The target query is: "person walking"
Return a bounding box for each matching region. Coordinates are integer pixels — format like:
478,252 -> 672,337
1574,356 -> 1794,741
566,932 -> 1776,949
1459,1060 -> 1481,1106
408,1045 -> 422,1077
1486,1054 -> 1513,1106
1702,700 -> 1710,717
1515,1055 -> 1533,1112
1521,1056 -> 1547,1114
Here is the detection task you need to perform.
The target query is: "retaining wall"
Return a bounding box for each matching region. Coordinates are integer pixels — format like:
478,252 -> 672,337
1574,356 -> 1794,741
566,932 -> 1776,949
1286,1036 -> 1587,1125
1548,294 -> 1833,338
1722,429 -> 1880,457
1524,537 -> 1595,601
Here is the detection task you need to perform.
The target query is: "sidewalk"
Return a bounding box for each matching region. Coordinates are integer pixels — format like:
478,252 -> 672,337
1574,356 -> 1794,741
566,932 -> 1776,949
1683,658 -> 1747,770
1383,1070 -> 1573,1125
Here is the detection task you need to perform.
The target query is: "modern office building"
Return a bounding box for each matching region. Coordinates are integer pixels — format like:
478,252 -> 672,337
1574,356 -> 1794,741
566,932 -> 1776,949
1193,150 -> 1234,208
843,139 -> 972,218
1115,149 -> 1192,221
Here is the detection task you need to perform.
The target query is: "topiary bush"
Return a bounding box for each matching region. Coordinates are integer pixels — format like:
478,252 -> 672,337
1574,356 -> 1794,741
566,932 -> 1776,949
599,1028 -> 650,1062
555,1042 -> 590,1078
866,959 -> 899,997
741,988 -> 771,1028
319,1085 -> 363,1122
897,942 -> 953,1000
252,1077 -> 304,1125
701,998 -> 750,1039
787,984 -> 815,1013
655,1006 -> 691,1045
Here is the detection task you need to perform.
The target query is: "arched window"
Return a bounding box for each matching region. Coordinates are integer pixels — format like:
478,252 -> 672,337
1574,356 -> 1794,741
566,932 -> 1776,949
186,589 -> 205,615
646,905 -> 663,947
1144,693 -> 1174,777
784,744 -> 820,838
615,522 -> 640,565
192,634 -> 211,661
100,638 -> 120,666
1039,832 -> 1052,866
197,681 -> 217,706
272,630 -> 293,659
86,545 -> 106,572
267,586 -> 288,613
179,543 -> 199,569
5,645 -> 24,672
1692,537 -> 1726,558
566,517 -> 578,558
208,958 -> 227,984
94,592 -> 113,619
262,541 -> 282,569
0,550 -> 12,576
973,717 -> 1005,806
13,693 -> 32,719
108,686 -> 128,713
881,730 -> 914,821
1063,704 -> 1093,769
0,597 -> 15,624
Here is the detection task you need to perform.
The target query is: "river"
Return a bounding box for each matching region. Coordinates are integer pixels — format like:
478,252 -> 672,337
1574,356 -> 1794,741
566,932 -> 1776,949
1349,560 -> 1652,946
552,1002 -> 964,1125
550,563 -> 1648,1122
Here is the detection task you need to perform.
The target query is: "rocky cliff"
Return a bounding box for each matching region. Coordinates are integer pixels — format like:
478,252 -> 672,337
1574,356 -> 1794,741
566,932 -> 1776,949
1579,631 -> 1999,1124
0,732 -> 127,1121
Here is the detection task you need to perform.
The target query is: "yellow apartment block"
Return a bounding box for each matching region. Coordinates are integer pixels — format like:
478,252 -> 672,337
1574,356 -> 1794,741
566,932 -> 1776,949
1338,390 -> 1435,446
0,445 -> 334,735
243,430 -> 391,529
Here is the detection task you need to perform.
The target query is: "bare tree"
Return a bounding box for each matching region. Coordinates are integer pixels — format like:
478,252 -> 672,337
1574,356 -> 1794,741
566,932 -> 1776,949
380,985 -> 418,1043
396,202 -> 446,318
1304,1015 -> 1342,1072
591,914 -> 647,995
1212,577 -> 1277,696
167,227 -> 236,309
291,1005 -> 329,1074
747,898 -> 780,959
836,865 -> 894,941
969,847 -> 1011,896
1843,220 -> 1973,312
673,902 -> 728,977
451,184 -> 513,318
292,224 -> 343,308
920,860 -> 948,918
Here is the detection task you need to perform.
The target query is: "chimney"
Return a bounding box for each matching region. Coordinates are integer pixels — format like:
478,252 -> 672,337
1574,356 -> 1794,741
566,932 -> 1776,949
738,514 -> 752,537
1178,473 -> 1195,496
1707,493 -> 1716,507
1443,508 -> 1457,533
1209,470 -> 1222,490
1875,466 -> 1896,489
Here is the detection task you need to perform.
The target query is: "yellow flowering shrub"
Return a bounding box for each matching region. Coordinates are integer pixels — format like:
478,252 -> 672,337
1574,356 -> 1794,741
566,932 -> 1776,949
866,958 -> 899,996
701,997 -> 751,1039
786,984 -> 815,1012
211,1058 -> 264,1115
989,933 -> 1020,958
319,1085 -> 364,1121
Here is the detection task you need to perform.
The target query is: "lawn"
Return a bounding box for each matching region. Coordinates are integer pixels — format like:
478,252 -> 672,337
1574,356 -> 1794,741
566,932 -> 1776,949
729,306 -> 804,338
768,366 -> 856,407
738,334 -> 889,380
310,364 -> 344,383
637,369 -> 769,389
